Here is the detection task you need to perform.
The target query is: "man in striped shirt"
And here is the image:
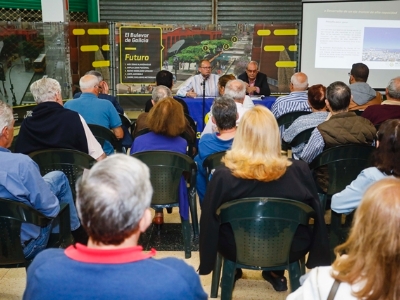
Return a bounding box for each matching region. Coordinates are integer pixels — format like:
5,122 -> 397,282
271,72 -> 311,119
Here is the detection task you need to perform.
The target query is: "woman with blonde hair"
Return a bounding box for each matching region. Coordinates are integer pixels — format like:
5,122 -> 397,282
198,106 -> 330,291
288,177 -> 400,299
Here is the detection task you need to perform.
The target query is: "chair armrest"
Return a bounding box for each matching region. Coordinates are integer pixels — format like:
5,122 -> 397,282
56,203 -> 73,247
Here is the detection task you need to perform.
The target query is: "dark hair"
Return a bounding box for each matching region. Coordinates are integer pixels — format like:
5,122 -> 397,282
326,81 -> 351,112
351,63 -> 369,82
156,70 -> 173,88
308,84 -> 327,110
372,119 -> 400,177
218,74 -> 235,89
147,97 -> 186,136
212,96 -> 237,130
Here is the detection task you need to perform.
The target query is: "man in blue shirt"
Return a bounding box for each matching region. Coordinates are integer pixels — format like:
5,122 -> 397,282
0,102 -> 81,259
65,74 -> 123,155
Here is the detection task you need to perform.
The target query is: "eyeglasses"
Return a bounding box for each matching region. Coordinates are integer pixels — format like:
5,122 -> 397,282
200,66 -> 211,69
246,69 -> 258,73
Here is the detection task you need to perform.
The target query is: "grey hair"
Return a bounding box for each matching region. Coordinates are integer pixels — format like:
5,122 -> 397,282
76,154 -> 153,245
224,79 -> 246,101
30,77 -> 61,104
85,70 -> 103,82
212,96 -> 237,130
387,77 -> 400,100
79,74 -> 99,90
247,61 -> 259,69
291,73 -> 309,90
0,101 -> 13,135
152,85 -> 172,103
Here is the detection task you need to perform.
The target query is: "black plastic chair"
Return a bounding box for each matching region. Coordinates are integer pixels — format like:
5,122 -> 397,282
29,148 -> 96,202
282,127 -> 315,151
309,144 -> 374,261
276,111 -> 311,130
0,199 -> 72,270
88,124 -> 125,153
210,198 -> 315,299
131,151 -> 198,258
202,150 -> 226,183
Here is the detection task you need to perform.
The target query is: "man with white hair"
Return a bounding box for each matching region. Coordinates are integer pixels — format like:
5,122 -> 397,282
24,154 -> 208,300
201,79 -> 250,136
271,72 -> 311,118
15,77 -> 105,161
65,74 -> 123,155
0,101 -> 82,259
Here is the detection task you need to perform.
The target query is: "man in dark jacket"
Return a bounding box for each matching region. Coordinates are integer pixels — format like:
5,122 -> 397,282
238,61 -> 271,96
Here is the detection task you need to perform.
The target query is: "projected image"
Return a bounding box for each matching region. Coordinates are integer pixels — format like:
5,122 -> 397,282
362,27 -> 400,63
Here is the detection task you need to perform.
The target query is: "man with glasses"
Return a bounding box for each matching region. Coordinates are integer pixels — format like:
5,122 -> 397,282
177,59 -> 219,98
238,61 -> 271,96
65,74 -> 123,155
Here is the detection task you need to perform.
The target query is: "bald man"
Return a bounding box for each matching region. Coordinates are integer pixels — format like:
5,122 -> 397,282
238,61 -> 271,97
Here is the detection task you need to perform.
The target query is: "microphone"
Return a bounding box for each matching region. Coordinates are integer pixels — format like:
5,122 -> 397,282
201,75 -> 209,86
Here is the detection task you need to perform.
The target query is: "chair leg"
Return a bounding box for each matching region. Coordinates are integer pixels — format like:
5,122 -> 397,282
181,218 -> 191,259
188,187 -> 199,238
210,252 -> 222,298
220,259 -> 236,300
288,261 -> 302,292
299,256 -> 306,275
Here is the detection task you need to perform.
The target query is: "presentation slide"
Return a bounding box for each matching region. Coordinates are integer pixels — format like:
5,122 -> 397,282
301,0 -> 400,89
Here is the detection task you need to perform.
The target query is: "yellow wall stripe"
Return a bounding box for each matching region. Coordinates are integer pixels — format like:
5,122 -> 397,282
273,29 -> 298,36
288,45 -> 297,51
257,29 -> 271,36
264,45 -> 285,52
92,60 -> 110,68
125,47 -> 137,51
88,29 -> 109,35
80,45 -> 99,52
102,45 -> 110,51
276,61 -> 297,68
72,29 -> 85,35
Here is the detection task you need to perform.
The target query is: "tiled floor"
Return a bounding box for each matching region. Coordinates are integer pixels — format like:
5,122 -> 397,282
0,207 -> 295,299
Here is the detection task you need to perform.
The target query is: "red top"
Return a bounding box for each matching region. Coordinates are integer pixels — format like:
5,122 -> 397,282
65,243 -> 156,264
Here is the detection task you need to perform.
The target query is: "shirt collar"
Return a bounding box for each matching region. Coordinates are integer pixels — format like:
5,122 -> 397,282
65,243 -> 156,264
0,146 -> 11,153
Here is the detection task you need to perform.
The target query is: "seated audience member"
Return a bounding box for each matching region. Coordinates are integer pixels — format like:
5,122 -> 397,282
176,59 -> 219,98
130,98 -> 188,228
218,74 -> 254,108
199,106 -> 330,292
0,102 -> 82,260
362,76 -> 400,125
283,84 -> 329,159
348,63 -> 382,111
144,70 -> 190,115
201,79 -> 250,136
271,72 -> 310,119
194,96 -> 238,204
331,119 -> 400,214
23,154 -> 207,300
301,81 -> 376,164
238,61 -> 271,97
133,85 -> 195,144
287,177 -> 400,300
15,77 -> 105,161
65,74 -> 123,156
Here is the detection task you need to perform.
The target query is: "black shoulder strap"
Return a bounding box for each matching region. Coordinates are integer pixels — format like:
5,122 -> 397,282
327,279 -> 341,300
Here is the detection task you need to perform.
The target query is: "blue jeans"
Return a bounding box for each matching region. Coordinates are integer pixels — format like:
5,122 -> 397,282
23,171 -> 80,260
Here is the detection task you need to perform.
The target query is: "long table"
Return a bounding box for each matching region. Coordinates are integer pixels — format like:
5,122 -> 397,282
182,96 -> 276,136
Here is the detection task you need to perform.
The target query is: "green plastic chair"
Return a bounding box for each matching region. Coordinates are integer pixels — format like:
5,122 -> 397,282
0,199 -> 73,270
131,151 -> 198,258
202,150 -> 226,183
29,148 -> 96,202
210,198 -> 315,299
88,123 -> 125,153
309,144 -> 374,261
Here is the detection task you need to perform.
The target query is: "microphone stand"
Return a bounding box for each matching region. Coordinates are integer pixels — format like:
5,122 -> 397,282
202,77 -> 207,129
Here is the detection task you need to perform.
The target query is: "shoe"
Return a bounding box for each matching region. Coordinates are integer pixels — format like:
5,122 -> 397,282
234,268 -> 243,281
262,271 -> 288,292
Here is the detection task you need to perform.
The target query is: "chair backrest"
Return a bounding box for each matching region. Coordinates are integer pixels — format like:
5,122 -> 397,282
277,111 -> 311,130
131,151 -> 196,206
29,148 -> 96,201
185,113 -> 197,135
0,198 -> 51,266
309,144 -> 375,196
217,198 -> 315,268
203,150 -> 226,183
289,127 -> 314,148
88,124 -> 124,153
